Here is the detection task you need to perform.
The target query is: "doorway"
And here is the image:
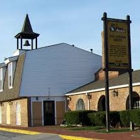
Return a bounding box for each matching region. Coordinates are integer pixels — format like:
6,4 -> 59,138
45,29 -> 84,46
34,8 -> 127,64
43,101 -> 55,125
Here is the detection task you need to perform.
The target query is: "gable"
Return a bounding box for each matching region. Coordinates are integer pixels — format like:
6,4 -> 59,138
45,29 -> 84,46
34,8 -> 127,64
20,43 -> 102,96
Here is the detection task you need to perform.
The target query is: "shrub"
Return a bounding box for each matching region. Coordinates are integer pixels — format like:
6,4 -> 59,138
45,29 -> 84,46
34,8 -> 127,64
130,109 -> 140,126
88,112 -> 96,126
88,111 -> 106,126
88,111 -> 120,127
64,111 -> 80,124
65,110 -> 94,125
120,110 -> 130,127
110,111 -> 120,127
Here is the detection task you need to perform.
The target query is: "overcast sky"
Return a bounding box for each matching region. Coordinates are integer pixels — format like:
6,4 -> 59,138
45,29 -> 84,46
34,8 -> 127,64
0,1 -> 140,70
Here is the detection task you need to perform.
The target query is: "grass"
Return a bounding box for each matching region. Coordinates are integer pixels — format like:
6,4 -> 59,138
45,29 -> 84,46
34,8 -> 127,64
61,125 -> 131,133
68,126 -> 104,131
96,128 -> 130,133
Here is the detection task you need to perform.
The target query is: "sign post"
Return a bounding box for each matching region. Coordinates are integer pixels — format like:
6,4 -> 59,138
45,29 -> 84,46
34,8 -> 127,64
102,12 -> 110,132
102,12 -> 133,132
127,15 -> 134,131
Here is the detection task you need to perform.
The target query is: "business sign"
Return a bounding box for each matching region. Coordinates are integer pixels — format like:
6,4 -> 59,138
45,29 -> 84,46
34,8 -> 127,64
107,19 -> 129,70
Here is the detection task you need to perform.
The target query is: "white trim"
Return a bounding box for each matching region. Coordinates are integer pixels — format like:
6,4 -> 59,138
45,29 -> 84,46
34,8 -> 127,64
0,67 -> 6,92
133,82 -> 140,86
0,105 -> 2,124
42,101 -> 44,126
31,98 -> 33,127
0,63 -> 7,68
13,50 -> 26,56
55,99 -> 57,125
5,56 -> 18,64
88,98 -> 90,110
66,82 -> 140,96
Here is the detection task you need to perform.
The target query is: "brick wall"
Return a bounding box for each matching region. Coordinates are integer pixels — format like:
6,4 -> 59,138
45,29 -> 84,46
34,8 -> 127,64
68,94 -> 88,111
68,85 -> 140,112
0,98 -> 29,127
95,69 -> 120,81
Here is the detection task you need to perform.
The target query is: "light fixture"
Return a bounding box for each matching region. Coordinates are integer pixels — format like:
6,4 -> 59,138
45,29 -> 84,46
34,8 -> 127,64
66,96 -> 71,101
0,102 -> 4,106
86,93 -> 92,99
112,90 -> 118,97
8,101 -> 13,105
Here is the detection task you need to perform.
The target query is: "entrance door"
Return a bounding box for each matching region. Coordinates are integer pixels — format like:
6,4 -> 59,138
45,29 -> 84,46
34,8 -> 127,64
44,101 -> 55,125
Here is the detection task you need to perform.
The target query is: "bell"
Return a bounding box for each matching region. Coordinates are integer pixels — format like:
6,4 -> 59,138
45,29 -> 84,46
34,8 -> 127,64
23,40 -> 30,46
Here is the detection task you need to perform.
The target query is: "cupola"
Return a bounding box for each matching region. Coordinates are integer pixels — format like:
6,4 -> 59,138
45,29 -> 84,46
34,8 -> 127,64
15,14 -> 39,50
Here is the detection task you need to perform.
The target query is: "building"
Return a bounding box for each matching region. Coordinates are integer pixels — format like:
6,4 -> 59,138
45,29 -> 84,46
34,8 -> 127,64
0,15 -> 102,127
66,69 -> 140,112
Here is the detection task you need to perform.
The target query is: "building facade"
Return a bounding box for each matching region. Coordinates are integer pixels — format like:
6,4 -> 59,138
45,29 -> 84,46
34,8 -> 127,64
66,69 -> 140,112
0,15 -> 102,127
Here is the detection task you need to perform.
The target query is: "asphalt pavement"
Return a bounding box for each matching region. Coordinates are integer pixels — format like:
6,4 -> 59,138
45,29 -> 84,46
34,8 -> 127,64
0,127 -> 97,140
0,131 -> 63,140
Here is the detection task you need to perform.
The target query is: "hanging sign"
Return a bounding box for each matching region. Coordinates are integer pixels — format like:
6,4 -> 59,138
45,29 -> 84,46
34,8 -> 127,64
107,19 -> 129,70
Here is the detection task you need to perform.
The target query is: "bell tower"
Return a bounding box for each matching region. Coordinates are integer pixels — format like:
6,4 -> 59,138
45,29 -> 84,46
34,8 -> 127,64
15,14 -> 39,50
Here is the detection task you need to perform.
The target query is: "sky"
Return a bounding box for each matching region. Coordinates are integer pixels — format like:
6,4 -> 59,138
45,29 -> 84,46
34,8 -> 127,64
0,1 -> 140,70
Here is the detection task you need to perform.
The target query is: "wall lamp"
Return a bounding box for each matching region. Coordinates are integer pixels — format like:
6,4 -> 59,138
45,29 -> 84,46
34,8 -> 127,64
86,93 -> 92,99
66,96 -> 71,101
112,90 -> 118,97
0,102 -> 4,106
8,101 -> 13,105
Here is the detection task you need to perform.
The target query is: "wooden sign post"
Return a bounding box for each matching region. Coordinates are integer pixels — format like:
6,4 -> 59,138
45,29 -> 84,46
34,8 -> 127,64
101,12 -> 133,132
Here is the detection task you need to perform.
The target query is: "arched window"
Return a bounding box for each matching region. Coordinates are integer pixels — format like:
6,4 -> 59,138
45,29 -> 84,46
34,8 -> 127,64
126,92 -> 140,109
6,103 -> 10,124
76,99 -> 85,110
16,103 -> 21,125
0,105 -> 2,124
98,95 -> 105,111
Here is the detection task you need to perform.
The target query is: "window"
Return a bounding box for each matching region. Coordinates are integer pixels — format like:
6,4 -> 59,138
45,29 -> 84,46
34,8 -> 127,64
8,62 -> 16,89
16,103 -> 21,125
6,103 -> 10,124
133,97 -> 140,109
0,68 -> 6,92
126,93 -> 140,110
0,105 -> 2,124
8,62 -> 12,88
0,69 -> 2,91
76,99 -> 85,110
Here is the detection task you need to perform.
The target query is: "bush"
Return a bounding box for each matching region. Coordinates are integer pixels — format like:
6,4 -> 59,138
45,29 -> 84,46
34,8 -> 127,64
88,111 -> 106,126
88,112 -> 95,126
88,111 -> 120,127
120,110 -> 130,127
130,109 -> 140,126
65,110 -> 94,125
110,111 -> 120,127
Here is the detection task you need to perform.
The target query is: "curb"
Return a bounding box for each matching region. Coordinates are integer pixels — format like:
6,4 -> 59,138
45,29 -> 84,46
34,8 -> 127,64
59,135 -> 103,140
0,127 -> 41,135
0,127 -> 103,140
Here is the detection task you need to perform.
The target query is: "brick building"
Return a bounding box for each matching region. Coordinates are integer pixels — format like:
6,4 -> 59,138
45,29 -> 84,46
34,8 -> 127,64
0,15 -> 102,127
66,69 -> 140,111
